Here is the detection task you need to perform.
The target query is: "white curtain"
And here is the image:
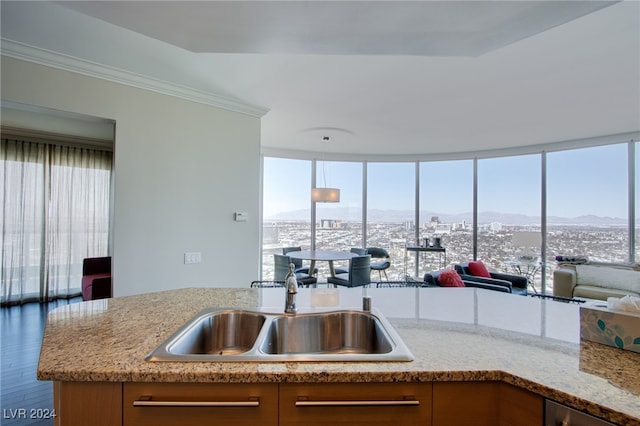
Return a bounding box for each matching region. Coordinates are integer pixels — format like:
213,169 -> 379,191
1,138 -> 112,305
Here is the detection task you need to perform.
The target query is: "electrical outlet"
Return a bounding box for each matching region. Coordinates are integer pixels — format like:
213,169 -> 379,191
184,252 -> 202,264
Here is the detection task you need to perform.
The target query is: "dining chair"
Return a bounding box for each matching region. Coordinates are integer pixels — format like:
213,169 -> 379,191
327,255 -> 371,288
274,254 -> 317,287
366,247 -> 391,281
282,246 -> 317,275
335,248 -> 368,275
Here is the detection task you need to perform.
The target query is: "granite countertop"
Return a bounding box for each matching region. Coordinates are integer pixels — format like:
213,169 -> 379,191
38,287 -> 640,425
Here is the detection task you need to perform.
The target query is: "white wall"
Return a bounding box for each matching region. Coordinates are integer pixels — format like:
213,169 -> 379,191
1,57 -> 261,296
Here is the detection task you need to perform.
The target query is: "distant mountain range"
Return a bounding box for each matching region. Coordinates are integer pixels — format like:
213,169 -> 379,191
265,208 -> 629,226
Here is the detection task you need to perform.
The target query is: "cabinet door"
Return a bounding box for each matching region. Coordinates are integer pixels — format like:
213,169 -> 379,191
55,381 -> 123,426
433,382 -> 500,426
279,382 -> 432,426
124,382 -> 278,426
498,382 -> 543,426
433,381 -> 542,426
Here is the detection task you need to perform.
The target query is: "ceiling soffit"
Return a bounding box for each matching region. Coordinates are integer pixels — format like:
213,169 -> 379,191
59,1 -> 615,57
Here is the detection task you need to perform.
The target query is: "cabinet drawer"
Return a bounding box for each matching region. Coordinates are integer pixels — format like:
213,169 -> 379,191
279,382 -> 432,426
124,383 -> 278,426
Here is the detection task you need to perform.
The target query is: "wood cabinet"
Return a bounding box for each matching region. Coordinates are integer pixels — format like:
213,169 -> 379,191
123,383 -> 278,426
432,381 -> 543,426
280,382 -> 432,426
54,380 -> 543,426
54,382 -> 122,426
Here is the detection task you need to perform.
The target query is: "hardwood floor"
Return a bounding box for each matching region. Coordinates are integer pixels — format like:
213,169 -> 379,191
1,298 -> 82,426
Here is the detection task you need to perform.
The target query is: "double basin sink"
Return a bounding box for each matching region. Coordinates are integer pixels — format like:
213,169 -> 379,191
146,307 -> 414,362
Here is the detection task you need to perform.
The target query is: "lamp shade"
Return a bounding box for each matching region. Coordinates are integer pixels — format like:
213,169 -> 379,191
311,187 -> 340,203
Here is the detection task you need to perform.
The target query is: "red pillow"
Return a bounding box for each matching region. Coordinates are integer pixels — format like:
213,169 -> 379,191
468,260 -> 491,278
438,270 -> 465,287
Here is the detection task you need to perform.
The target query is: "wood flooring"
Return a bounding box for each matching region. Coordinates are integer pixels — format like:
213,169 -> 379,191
1,298 -> 81,426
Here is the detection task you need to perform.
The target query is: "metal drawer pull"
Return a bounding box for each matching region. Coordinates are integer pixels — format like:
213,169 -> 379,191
295,397 -> 419,407
134,395 -> 259,407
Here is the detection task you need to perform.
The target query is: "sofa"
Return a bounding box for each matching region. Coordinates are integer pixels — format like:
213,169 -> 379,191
454,262 -> 528,295
553,262 -> 640,301
424,270 -> 511,293
82,256 -> 112,301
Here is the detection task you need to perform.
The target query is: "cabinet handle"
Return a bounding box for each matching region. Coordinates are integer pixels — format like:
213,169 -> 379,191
295,398 -> 419,407
133,395 -> 260,407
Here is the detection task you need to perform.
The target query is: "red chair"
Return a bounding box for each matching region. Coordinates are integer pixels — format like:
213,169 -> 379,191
82,257 -> 112,301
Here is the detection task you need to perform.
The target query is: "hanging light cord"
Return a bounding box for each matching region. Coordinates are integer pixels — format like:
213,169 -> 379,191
322,159 -> 328,187
322,136 -> 331,188
321,136 -> 330,187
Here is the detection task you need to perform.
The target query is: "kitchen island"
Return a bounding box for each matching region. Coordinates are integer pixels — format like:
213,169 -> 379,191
38,287 -> 640,425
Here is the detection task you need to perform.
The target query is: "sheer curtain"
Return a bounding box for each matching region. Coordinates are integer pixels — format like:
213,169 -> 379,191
1,137 -> 112,305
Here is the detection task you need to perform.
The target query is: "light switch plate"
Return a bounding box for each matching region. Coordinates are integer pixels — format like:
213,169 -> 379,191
184,252 -> 201,264
234,211 -> 248,222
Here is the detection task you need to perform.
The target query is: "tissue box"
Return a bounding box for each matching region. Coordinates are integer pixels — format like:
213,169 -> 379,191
580,305 -> 640,353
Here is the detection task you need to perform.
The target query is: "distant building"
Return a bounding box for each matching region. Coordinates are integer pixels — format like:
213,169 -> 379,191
320,219 -> 342,229
479,222 -> 503,233
490,222 -> 503,232
451,221 -> 467,231
403,220 -> 415,231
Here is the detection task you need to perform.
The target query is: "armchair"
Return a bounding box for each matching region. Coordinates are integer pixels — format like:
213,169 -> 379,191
454,261 -> 528,295
82,256 -> 112,301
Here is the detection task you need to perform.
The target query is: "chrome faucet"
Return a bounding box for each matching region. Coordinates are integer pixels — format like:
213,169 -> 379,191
284,263 -> 298,314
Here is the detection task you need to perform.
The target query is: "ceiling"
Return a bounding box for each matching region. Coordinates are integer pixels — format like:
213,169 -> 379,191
1,1 -> 639,158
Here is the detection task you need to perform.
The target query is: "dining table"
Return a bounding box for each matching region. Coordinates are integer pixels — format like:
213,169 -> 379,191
287,249 -> 359,279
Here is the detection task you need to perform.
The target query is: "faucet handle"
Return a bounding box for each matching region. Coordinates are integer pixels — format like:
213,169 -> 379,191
285,263 -> 298,292
284,263 -> 298,314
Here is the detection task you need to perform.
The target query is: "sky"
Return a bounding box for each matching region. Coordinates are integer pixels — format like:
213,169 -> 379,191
263,142 -> 637,220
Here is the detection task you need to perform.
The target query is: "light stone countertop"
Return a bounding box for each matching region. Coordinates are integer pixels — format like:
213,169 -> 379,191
37,287 -> 640,425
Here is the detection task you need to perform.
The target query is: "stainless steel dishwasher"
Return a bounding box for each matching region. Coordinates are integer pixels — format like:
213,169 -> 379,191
545,400 -> 617,426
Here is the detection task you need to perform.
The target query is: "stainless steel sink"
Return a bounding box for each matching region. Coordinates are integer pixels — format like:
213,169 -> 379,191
260,311 -> 392,355
166,310 -> 267,356
146,308 -> 414,362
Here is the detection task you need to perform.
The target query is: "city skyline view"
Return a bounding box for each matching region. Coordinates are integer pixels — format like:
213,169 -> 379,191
262,219 -> 631,294
264,142 -> 634,220
261,141 -> 639,292
265,206 -> 631,225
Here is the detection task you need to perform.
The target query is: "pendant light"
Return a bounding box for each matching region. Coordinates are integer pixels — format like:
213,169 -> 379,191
311,136 -> 340,203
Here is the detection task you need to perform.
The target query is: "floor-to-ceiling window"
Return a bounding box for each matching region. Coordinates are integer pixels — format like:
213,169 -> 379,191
261,138 -> 638,288
419,160 -> 474,272
547,144 -> 629,271
477,154 -> 542,291
315,160 -> 363,277
1,138 -> 112,305
366,162 -> 415,280
262,157 -> 311,280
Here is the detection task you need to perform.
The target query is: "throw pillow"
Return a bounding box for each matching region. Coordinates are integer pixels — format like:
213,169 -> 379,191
468,260 -> 491,278
438,270 -> 465,287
